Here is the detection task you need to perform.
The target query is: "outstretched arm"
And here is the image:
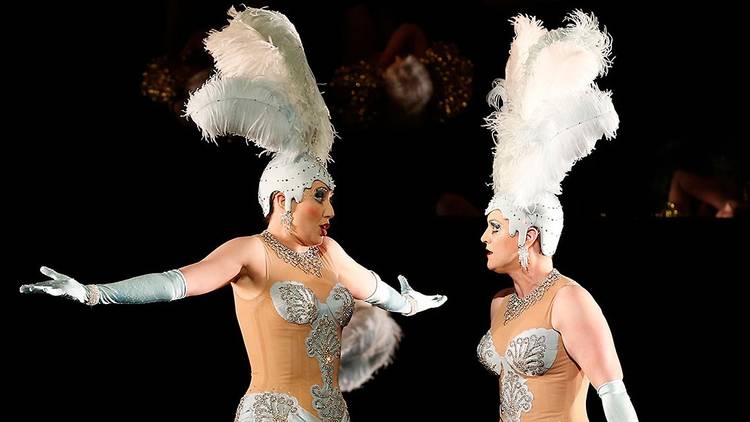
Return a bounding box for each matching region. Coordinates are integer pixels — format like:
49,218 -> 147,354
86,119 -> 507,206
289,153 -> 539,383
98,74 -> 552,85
20,236 -> 263,305
322,237 -> 446,316
552,284 -> 638,422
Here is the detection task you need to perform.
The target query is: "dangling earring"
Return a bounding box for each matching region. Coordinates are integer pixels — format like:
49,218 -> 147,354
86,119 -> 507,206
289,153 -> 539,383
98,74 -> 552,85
281,210 -> 294,232
518,245 -> 529,272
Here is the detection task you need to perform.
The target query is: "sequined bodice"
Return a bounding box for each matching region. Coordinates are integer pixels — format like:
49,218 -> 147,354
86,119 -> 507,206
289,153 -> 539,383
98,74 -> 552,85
478,328 -> 563,422
271,281 -> 354,327
268,281 -> 354,422
478,328 -> 560,377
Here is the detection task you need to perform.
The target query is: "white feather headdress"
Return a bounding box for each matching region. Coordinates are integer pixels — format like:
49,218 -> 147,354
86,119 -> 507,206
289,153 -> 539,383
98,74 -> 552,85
185,6 -> 335,162
484,11 -> 618,256
485,10 -> 618,208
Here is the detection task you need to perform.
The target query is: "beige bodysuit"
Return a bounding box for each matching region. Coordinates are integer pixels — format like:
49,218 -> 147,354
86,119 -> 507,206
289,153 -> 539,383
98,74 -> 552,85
478,272 -> 589,422
233,235 -> 353,422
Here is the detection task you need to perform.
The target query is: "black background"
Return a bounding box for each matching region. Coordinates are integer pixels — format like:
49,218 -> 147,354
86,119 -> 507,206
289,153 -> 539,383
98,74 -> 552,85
10,1 -> 747,420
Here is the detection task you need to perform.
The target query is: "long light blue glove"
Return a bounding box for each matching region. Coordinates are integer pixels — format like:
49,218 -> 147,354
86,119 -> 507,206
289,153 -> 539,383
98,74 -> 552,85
19,266 -> 187,305
598,379 -> 639,422
364,271 -> 447,316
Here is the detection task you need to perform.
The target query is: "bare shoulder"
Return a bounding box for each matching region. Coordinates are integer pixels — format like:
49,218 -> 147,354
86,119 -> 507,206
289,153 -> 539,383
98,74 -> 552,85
490,287 -> 514,321
212,235 -> 266,271
222,234 -> 265,255
552,278 -> 604,330
240,234 -> 265,249
554,278 -> 597,308
231,235 -> 268,283
320,236 -> 348,261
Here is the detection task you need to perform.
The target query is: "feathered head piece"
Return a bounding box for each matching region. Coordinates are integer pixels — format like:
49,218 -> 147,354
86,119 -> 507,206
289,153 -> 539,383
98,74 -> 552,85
484,10 -> 618,255
186,6 -> 336,216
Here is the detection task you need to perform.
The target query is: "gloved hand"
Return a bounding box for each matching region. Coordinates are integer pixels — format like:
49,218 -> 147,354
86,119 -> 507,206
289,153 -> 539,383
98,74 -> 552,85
20,265 -> 187,305
397,274 -> 447,315
19,266 -> 88,303
364,271 -> 446,316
